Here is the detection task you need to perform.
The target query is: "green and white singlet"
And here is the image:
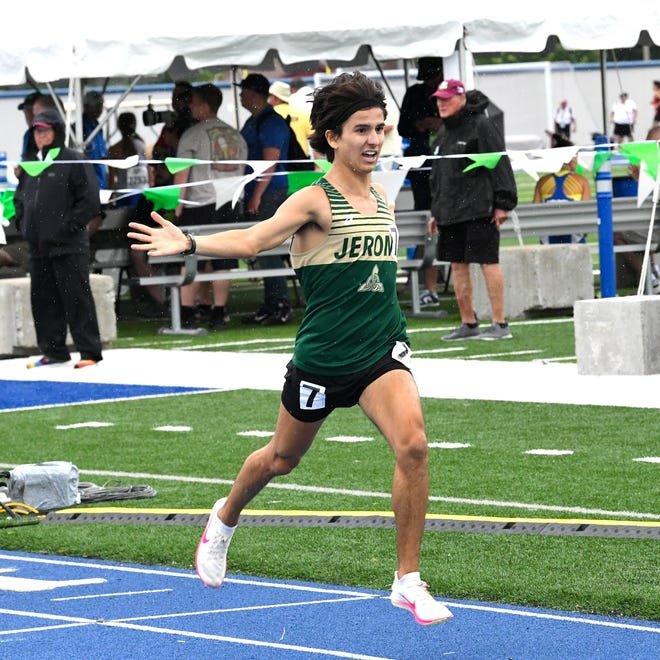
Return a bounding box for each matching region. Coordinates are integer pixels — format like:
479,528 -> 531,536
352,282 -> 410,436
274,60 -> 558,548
290,177 -> 408,375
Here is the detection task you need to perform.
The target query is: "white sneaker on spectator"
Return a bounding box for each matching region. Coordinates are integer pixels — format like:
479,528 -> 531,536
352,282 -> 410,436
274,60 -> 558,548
390,572 -> 453,625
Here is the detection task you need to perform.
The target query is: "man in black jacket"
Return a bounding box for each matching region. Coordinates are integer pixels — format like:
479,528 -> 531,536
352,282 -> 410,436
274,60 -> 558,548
14,109 -> 104,368
429,80 -> 517,341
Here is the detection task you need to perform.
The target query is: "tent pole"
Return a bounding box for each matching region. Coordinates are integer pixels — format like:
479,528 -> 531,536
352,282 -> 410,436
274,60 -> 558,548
367,46 -> 400,112
599,50 -> 608,135
232,66 -> 240,130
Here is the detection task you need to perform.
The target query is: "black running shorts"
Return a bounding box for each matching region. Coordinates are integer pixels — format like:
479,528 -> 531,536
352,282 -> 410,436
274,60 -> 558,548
281,343 -> 412,423
438,217 -> 500,264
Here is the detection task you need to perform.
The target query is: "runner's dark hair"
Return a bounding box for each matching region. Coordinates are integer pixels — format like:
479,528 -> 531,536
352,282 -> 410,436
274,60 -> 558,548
309,71 -> 387,162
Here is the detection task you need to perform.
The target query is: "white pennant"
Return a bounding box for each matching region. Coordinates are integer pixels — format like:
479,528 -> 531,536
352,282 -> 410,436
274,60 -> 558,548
372,168 -> 410,204
231,161 -> 276,209
636,162 -> 657,207
508,151 -> 540,181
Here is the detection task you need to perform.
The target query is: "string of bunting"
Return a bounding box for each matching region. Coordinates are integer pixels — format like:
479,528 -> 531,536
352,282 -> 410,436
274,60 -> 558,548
1,140 -> 658,222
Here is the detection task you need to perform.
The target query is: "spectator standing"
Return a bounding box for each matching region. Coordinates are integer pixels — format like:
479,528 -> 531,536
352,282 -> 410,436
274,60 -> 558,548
553,99 -> 576,140
14,110 -> 103,369
428,80 -> 518,341
610,92 -> 638,143
397,57 -> 444,307
269,80 -> 313,158
236,73 -> 293,325
173,83 -> 248,330
128,71 -> 454,627
18,92 -> 44,162
148,81 -> 197,189
107,112 -> 149,205
288,77 -> 314,114
651,80 -> 660,127
82,90 -> 109,190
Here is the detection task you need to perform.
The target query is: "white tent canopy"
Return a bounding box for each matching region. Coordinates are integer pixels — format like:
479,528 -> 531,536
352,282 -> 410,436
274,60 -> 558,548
3,1 -> 659,85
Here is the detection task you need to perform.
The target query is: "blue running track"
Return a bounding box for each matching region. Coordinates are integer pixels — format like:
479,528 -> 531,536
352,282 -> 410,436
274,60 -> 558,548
1,551 -> 658,659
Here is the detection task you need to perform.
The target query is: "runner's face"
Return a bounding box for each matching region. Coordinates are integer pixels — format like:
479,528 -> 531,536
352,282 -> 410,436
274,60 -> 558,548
331,107 -> 385,171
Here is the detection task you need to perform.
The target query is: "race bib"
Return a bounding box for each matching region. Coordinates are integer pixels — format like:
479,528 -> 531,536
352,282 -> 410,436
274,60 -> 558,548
299,380 -> 326,410
391,341 -> 412,369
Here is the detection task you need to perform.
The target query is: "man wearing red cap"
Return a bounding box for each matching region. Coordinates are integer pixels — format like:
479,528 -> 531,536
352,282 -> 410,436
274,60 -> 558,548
428,79 -> 517,341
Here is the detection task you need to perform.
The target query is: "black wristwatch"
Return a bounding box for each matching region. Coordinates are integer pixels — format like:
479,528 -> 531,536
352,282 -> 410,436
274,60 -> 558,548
181,231 -> 197,255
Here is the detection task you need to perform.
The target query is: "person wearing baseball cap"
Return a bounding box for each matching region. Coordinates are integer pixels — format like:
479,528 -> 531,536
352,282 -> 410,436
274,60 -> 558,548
235,73 -> 293,325
17,92 -> 46,166
233,73 -> 271,99
428,78 -> 518,341
268,80 -> 312,159
430,78 -> 466,100
15,107 -> 103,370
397,59 -> 444,309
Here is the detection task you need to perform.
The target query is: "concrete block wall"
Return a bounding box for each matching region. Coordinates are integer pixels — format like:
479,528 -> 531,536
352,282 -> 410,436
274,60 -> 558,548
575,296 -> 660,375
0,274 -> 116,356
471,244 -> 594,320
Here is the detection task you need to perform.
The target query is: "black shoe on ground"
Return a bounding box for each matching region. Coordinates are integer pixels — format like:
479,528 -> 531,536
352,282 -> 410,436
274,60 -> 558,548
242,306 -> 271,325
209,308 -> 227,331
260,302 -> 293,325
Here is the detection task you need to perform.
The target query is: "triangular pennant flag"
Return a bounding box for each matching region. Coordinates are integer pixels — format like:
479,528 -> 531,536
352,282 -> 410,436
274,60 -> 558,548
508,151 -> 540,181
143,186 -> 181,211
636,163 -> 658,207
372,168 -> 409,202
1,189 -> 16,220
287,160 -> 331,195
392,155 -> 428,170
577,151 -> 597,172
463,153 -> 502,172
19,147 -> 61,176
232,161 -> 276,208
212,175 -> 250,209
593,151 -> 613,173
164,157 -> 202,174
101,154 -> 140,170
526,146 -> 579,174
619,141 -> 659,182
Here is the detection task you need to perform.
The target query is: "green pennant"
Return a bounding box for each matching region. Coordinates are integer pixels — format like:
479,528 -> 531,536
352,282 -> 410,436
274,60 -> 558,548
462,153 -> 502,172
619,141 -> 659,181
143,187 -> 181,211
287,161 -> 330,195
593,151 -> 613,173
19,147 -> 61,177
164,157 -> 201,174
1,189 -> 16,220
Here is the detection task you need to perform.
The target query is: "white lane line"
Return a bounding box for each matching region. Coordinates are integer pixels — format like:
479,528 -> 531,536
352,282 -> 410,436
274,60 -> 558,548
0,554 -> 375,597
51,588 -> 172,602
0,607 -> 390,659
443,600 -> 660,634
23,466 -> 655,521
100,619 -> 391,659
114,594 -> 378,623
2,462 -> 656,521
464,350 -> 543,360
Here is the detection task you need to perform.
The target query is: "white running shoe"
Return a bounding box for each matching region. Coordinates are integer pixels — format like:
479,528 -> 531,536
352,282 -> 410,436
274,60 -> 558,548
195,497 -> 233,588
390,572 -> 453,625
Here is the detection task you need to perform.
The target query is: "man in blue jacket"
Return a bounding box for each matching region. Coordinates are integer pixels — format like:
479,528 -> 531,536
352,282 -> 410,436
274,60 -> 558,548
14,109 -> 104,368
429,80 -> 517,341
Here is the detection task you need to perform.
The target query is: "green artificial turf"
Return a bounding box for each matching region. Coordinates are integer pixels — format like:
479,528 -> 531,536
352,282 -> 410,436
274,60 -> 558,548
2,388 -> 659,620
